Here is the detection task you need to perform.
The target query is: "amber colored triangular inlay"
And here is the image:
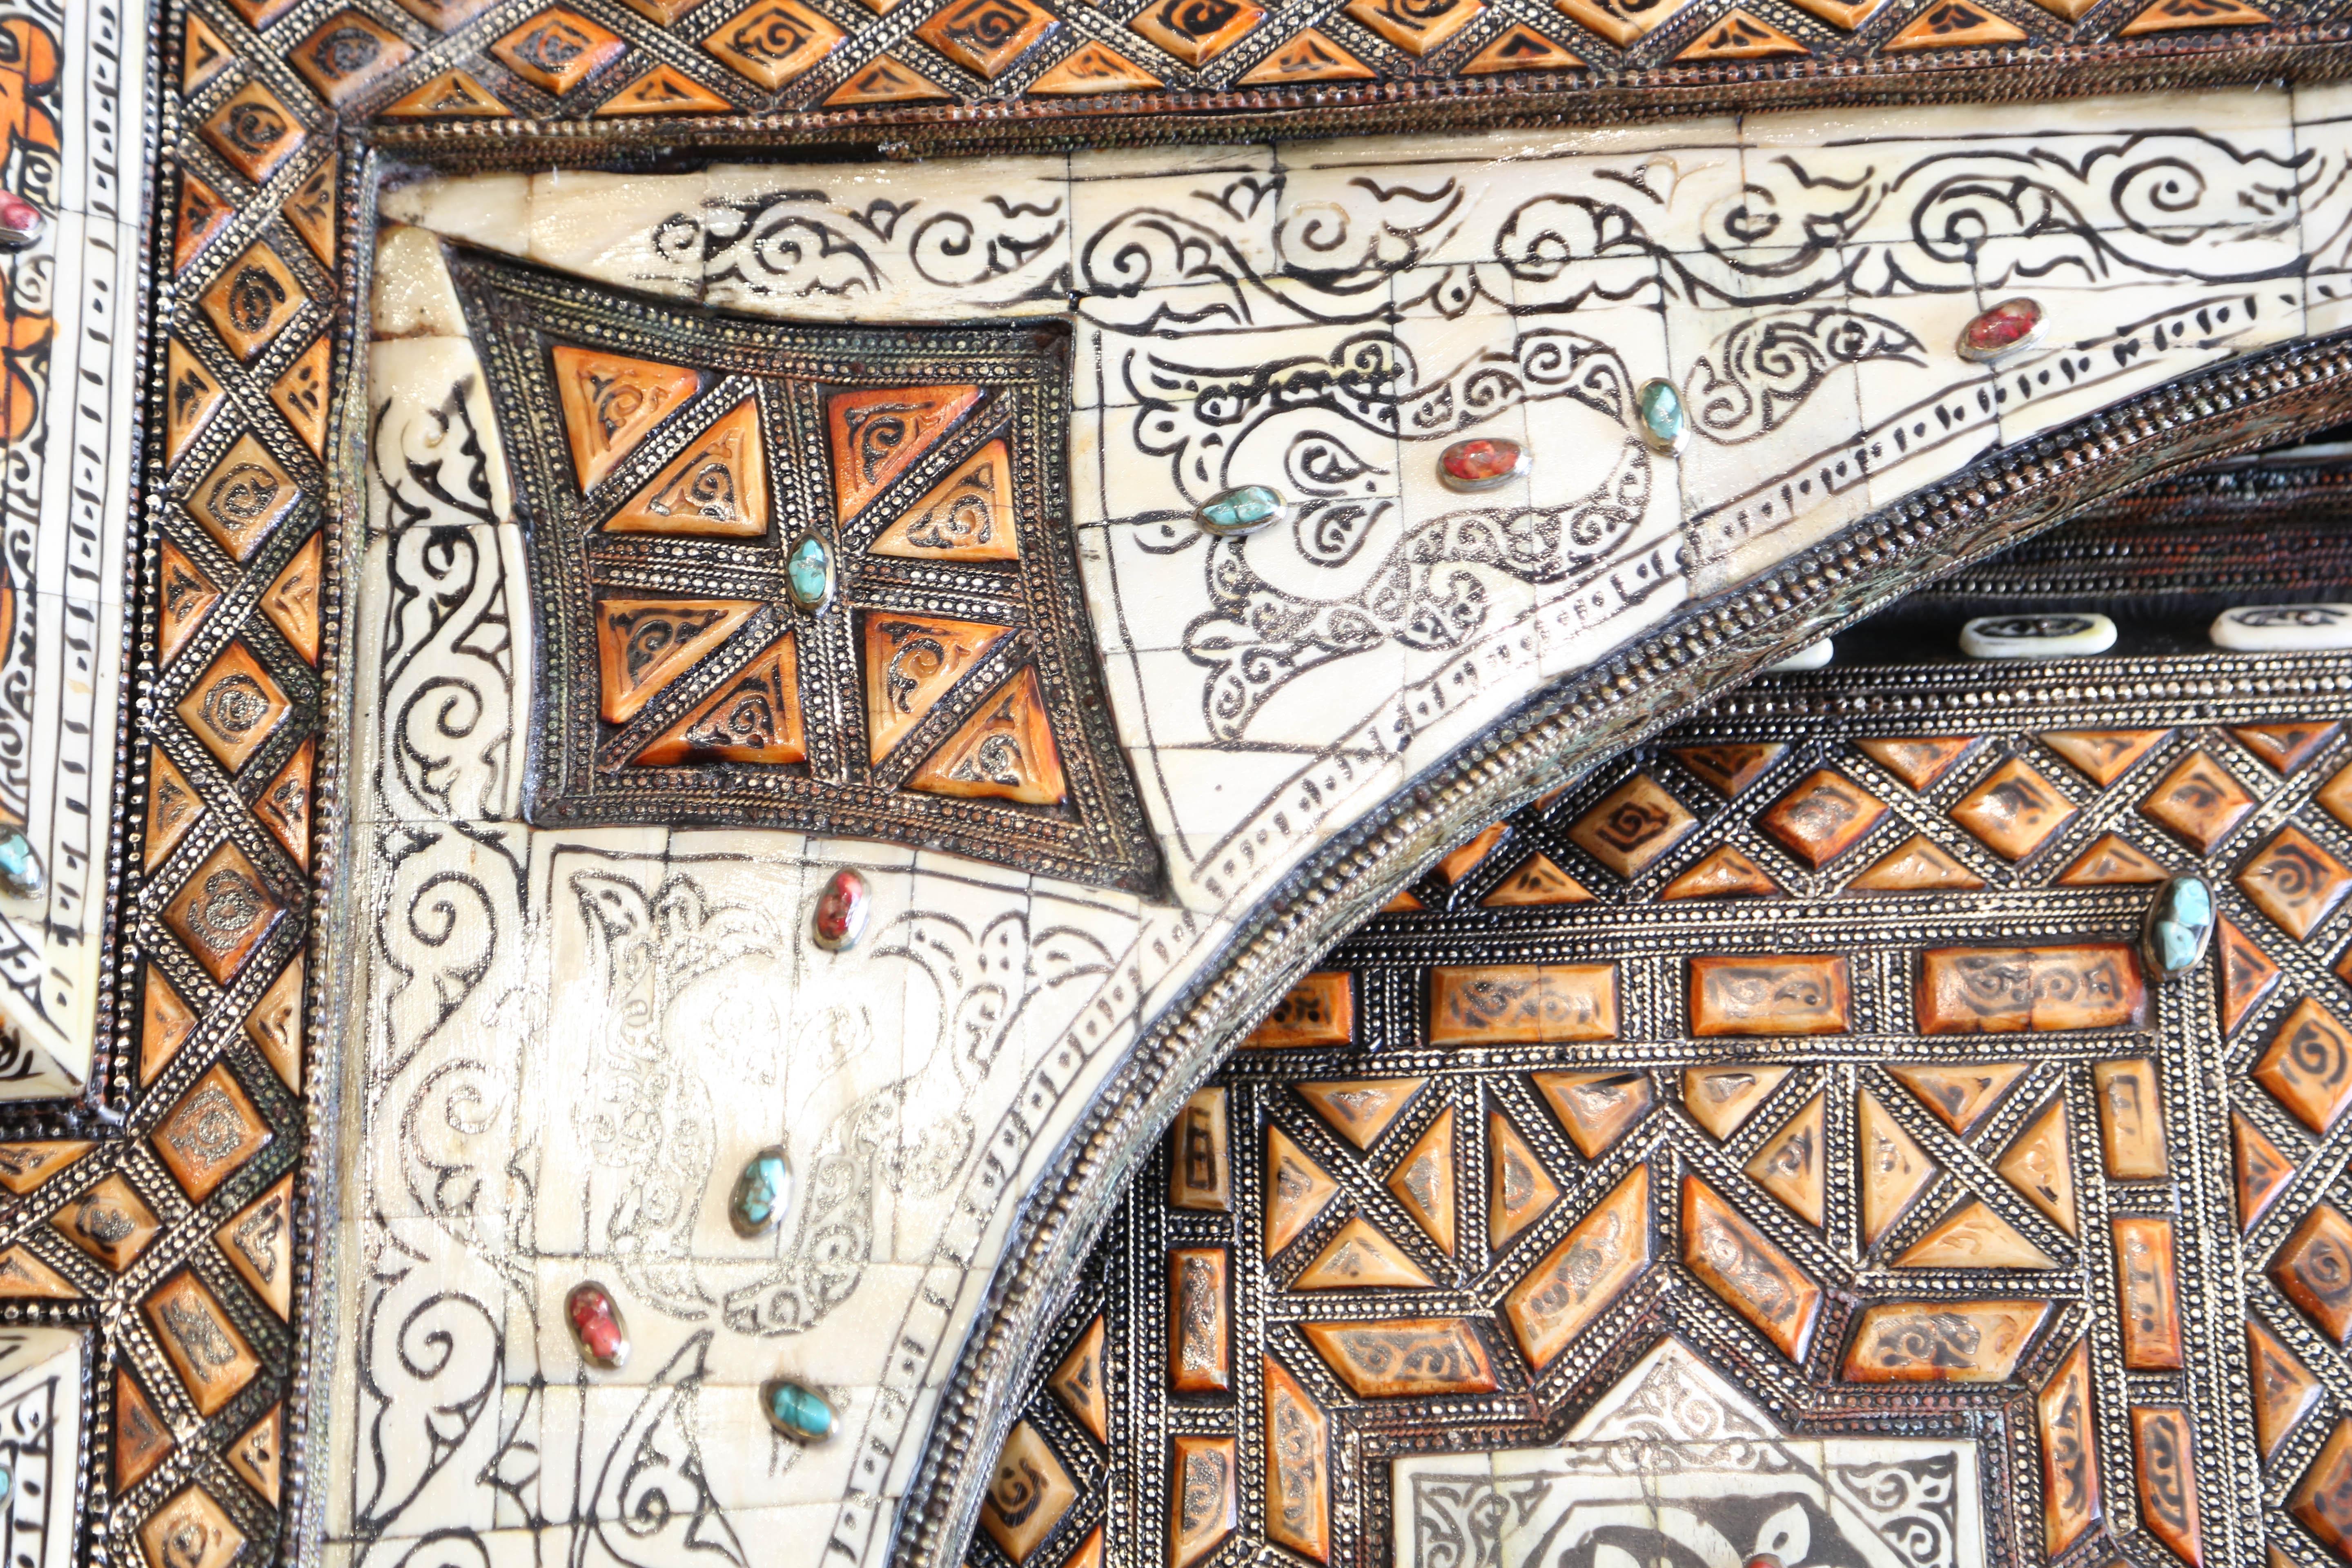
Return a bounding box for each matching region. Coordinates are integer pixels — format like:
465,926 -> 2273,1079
1296,1078 -> 1424,1150
606,399 -> 768,536
1294,1215 -> 1434,1289
1387,1109 -> 1457,1255
1532,1070 -> 1653,1158
1488,1111 -> 1561,1250
0,1247 -> 76,1300
1266,1127 -> 1343,1255
164,339 -> 224,468
1674,6 -> 1809,57
871,439 -> 1019,561
2000,1097 -> 2076,1236
552,345 -> 704,492
907,667 -> 1068,806
1849,834 -> 1983,892
823,58 -> 954,105
1381,889 -> 1425,912
1856,736 -> 1979,791
2220,918 -> 2283,1035
1673,743 -> 1786,797
1747,1094 -> 1825,1227
2234,722 -> 2343,775
271,336 -> 333,459
285,156 -> 338,270
262,534 -> 322,665
1889,1062 -> 2026,1135
145,748 -> 203,872
1461,22 -> 1584,71
1238,27 -> 1377,82
1897,1199 -> 2053,1269
1660,844 -> 1780,900
1048,1317 -> 1110,1442
256,739 -> 313,870
2058,832 -> 2170,886
115,1370 -> 174,1490
635,633 -> 805,766
229,1405 -> 282,1506
2040,729 -> 2169,787
1859,1090 -> 1937,1247
175,172 -> 234,272
1882,0 -> 2029,48
383,68 -> 513,118
594,598 -> 760,723
862,612 -> 1011,761
246,957 -> 304,1092
1030,39 -> 1163,94
826,384 -> 983,522
598,62 -> 736,114
1437,823 -> 1508,886
141,966 -> 198,1086
2120,0 -> 2270,30
1683,1065 -> 1788,1140
160,543 -> 220,668
185,13 -> 235,89
2234,1111 -> 2296,1229
1481,853 -> 1590,907
2249,1321 -> 2321,1460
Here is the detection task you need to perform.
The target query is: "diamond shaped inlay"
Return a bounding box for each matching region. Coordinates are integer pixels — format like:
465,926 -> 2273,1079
1758,768 -> 1886,867
2140,750 -> 2256,854
2238,824 -> 2352,941
200,243 -> 307,362
494,9 -> 628,94
2256,997 -> 2352,1134
162,840 -> 286,983
2275,1204 -> 2352,1342
187,433 -> 299,561
177,641 -> 292,772
1951,757 -> 2075,860
705,0 -> 845,87
200,81 -> 305,183
1129,0 -> 1263,63
917,0 -> 1059,77
155,1063 -> 273,1201
1567,775 -> 1696,878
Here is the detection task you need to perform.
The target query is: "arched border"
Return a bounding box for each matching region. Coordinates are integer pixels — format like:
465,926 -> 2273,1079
888,325 -> 2352,1568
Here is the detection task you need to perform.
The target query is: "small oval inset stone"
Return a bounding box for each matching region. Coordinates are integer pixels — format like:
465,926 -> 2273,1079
566,1281 -> 629,1370
0,829 -> 42,898
1765,638 -> 1832,673
2212,603 -> 2352,652
786,534 -> 833,610
1958,297 -> 2043,362
1194,484 -> 1287,537
811,867 -> 869,951
1958,612 -> 2116,660
762,1377 -> 836,1443
0,190 -> 44,251
1637,379 -> 1686,453
1437,437 -> 1527,492
731,1147 -> 793,1237
2143,875 -> 2215,978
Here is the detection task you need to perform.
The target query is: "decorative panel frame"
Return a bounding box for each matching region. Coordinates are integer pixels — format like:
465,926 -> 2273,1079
50,6 -> 2352,1568
989,659 -> 2352,1568
449,251 -> 1162,891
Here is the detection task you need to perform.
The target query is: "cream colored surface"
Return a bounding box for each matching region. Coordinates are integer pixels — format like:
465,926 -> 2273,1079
340,86 -> 2341,1568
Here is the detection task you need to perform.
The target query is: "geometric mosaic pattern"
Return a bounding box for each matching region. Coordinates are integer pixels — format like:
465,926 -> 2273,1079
217,0 -> 2352,144
80,9 -> 2352,1568
450,252 -> 1158,891
987,694 -> 2352,1568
